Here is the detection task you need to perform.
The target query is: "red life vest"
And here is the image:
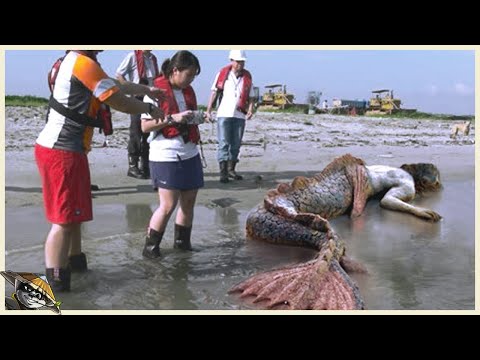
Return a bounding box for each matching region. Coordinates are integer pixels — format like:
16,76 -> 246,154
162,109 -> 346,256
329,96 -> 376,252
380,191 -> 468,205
153,76 -> 200,144
215,65 -> 252,114
134,50 -> 160,85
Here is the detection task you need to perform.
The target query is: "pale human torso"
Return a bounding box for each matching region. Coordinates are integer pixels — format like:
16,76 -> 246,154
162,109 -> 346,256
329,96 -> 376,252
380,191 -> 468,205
366,165 -> 441,221
366,165 -> 416,201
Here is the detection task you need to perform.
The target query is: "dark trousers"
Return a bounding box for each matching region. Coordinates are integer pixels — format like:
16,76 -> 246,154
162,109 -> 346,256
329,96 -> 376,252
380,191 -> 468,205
128,112 -> 149,158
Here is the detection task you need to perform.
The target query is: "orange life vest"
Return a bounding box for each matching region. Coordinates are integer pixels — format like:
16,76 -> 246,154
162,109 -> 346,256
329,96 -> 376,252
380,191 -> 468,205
47,51 -> 113,136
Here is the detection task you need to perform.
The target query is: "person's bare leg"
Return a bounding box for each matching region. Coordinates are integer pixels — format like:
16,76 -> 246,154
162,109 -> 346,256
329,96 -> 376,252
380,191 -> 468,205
66,223 -> 88,272
175,189 -> 198,226
143,189 -> 179,258
45,223 -> 73,268
149,188 -> 179,231
45,223 -> 73,291
68,223 -> 82,257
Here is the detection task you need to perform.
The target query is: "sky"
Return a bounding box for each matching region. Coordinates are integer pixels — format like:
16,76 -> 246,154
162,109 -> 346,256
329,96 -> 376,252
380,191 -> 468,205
5,49 -> 475,115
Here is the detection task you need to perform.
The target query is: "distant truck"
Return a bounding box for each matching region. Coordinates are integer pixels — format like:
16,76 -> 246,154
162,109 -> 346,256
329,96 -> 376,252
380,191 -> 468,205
332,99 -> 368,109
331,98 -> 368,115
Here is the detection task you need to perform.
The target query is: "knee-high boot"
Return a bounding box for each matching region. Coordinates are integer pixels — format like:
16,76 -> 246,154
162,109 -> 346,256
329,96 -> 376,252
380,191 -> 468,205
227,160 -> 243,180
142,228 -> 164,258
173,224 -> 192,251
68,253 -> 88,273
128,156 -> 144,179
46,267 -> 71,292
219,161 -> 229,183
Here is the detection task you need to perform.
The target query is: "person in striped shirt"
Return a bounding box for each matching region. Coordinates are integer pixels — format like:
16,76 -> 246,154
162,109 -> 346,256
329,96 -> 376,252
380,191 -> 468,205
35,50 -> 165,292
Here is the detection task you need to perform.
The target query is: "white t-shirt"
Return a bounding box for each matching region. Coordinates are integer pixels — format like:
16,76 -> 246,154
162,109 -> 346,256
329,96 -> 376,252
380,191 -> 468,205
211,70 -> 254,119
142,90 -> 198,162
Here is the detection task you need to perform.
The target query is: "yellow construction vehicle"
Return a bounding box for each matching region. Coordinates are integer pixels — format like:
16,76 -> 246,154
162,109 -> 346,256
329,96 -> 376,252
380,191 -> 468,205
367,89 -> 401,114
259,84 -> 295,109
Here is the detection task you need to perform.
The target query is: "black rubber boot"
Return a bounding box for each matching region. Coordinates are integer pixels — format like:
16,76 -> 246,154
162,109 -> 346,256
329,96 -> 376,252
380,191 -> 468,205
142,228 -> 164,258
227,160 -> 243,180
46,268 -> 71,292
139,156 -> 150,179
173,224 -> 192,251
219,161 -> 229,183
68,252 -> 88,273
127,156 -> 144,179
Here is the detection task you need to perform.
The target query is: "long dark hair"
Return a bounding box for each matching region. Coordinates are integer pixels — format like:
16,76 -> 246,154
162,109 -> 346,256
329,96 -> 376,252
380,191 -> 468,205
160,50 -> 201,77
400,163 -> 442,193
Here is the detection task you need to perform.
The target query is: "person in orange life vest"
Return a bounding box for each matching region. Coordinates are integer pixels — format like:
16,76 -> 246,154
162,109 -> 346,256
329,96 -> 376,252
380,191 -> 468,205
48,51 -> 109,192
206,50 -> 255,183
116,50 -> 160,179
140,50 -> 204,258
35,50 -> 165,292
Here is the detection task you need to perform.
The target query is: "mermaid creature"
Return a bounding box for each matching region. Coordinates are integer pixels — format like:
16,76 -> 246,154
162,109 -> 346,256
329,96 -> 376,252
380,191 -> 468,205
229,154 -> 442,310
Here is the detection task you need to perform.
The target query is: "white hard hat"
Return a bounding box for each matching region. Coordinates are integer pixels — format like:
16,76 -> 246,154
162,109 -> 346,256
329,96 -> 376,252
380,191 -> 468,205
229,49 -> 247,61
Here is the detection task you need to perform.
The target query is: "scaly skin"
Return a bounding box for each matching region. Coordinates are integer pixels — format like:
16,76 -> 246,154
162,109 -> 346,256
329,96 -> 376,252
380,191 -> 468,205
231,154 -> 371,310
231,154 -> 442,310
245,204 -> 331,250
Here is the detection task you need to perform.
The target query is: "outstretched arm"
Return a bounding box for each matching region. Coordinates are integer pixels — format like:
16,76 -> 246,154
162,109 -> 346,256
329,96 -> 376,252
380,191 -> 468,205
103,91 -> 164,119
380,187 -> 442,222
368,165 -> 441,222
112,78 -> 164,100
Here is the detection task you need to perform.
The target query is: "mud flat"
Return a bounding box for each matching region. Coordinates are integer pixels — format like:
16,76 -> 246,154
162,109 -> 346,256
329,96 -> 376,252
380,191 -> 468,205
4,107 -> 475,311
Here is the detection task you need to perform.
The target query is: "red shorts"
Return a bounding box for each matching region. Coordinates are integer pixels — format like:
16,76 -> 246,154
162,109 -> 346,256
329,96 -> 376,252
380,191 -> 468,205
35,144 -> 92,224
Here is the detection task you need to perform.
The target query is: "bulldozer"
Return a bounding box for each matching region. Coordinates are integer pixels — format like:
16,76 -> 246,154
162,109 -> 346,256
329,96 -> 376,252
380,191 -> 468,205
259,84 -> 295,109
366,89 -> 401,115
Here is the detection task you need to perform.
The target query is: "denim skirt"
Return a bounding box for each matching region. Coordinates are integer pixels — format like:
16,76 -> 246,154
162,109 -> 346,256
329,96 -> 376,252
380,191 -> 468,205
150,154 -> 204,191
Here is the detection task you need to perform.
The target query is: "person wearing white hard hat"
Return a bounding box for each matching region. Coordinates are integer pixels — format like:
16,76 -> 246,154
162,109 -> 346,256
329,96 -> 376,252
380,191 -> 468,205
206,50 -> 255,183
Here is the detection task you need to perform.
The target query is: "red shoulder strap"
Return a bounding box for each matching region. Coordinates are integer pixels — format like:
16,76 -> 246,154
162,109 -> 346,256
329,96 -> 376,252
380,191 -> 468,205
238,69 -> 252,113
48,53 -> 69,92
151,53 -> 160,77
134,50 -> 146,80
215,65 -> 232,90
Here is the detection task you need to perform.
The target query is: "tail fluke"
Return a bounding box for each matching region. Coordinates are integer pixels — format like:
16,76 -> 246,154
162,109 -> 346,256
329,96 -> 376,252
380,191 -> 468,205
229,248 -> 365,310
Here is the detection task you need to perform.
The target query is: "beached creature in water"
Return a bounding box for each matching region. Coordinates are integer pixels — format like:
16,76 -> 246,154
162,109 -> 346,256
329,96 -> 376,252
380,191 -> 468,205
229,154 -> 442,310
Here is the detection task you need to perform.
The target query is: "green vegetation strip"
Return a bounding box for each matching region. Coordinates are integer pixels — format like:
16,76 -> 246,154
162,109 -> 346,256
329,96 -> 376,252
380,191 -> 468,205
5,96 -> 474,122
368,110 -> 474,121
5,95 -> 49,107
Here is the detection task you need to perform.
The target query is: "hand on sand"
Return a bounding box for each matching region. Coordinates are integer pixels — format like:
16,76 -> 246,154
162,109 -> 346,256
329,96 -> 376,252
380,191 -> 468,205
417,208 -> 442,222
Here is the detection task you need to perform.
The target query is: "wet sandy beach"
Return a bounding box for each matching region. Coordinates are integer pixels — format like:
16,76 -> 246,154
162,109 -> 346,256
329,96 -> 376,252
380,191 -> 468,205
4,107 -> 475,311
